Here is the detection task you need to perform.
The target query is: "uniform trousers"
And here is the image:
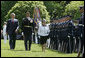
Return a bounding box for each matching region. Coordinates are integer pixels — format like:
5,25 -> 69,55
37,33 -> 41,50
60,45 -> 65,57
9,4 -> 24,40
23,27 -> 32,51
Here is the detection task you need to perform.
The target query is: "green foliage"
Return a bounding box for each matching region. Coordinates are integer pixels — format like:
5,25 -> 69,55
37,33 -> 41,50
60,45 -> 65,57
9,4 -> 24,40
52,1 -> 67,18
44,1 -> 68,19
44,1 -> 84,20
1,1 -> 17,27
65,1 -> 84,20
5,1 -> 50,26
1,1 -> 84,27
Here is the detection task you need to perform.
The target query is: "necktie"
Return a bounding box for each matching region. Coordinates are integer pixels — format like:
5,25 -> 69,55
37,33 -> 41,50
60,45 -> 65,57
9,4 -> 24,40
12,19 -> 14,24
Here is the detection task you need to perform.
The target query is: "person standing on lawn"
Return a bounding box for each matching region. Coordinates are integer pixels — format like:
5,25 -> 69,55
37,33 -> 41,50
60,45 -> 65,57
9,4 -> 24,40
77,6 -> 84,57
3,22 -> 7,44
38,19 -> 50,52
6,13 -> 19,50
21,12 -> 34,51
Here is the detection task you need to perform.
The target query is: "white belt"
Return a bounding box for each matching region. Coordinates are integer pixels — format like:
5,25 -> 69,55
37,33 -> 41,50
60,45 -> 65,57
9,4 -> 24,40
78,24 -> 84,27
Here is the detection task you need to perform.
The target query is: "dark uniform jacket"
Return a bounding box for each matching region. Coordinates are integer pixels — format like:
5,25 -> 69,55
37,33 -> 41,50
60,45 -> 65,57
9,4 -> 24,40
21,17 -> 34,34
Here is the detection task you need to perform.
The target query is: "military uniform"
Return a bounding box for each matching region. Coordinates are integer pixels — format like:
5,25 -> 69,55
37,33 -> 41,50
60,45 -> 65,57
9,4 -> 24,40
68,20 -> 74,53
78,12 -> 84,56
21,17 -> 34,51
49,18 -> 75,53
74,25 -> 80,52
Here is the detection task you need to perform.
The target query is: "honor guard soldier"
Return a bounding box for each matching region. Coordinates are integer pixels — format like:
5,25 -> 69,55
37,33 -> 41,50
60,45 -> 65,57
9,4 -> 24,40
77,6 -> 84,57
21,12 -> 34,51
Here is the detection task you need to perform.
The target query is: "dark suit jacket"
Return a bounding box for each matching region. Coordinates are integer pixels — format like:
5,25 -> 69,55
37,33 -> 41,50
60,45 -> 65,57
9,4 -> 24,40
6,19 -> 19,35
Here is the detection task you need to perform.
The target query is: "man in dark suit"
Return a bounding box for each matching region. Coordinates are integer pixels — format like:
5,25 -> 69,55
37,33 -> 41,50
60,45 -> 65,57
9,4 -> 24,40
6,13 -> 19,50
21,12 -> 34,51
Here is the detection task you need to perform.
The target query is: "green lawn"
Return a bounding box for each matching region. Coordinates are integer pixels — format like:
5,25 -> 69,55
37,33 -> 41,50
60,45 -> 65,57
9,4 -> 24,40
1,39 -> 78,57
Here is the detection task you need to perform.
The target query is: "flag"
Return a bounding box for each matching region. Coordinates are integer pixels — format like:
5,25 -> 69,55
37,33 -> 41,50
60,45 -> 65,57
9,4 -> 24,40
33,7 -> 40,25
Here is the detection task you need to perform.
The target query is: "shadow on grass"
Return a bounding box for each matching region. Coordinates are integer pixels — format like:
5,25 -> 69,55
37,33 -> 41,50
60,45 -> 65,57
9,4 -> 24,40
46,48 -> 68,54
1,49 -> 10,50
1,48 -> 25,51
14,50 -> 25,51
2,48 -> 42,52
31,50 -> 42,52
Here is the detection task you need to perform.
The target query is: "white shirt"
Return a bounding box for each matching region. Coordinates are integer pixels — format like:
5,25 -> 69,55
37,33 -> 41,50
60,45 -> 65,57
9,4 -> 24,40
27,17 -> 31,21
11,18 -> 19,31
27,17 -> 33,23
38,20 -> 42,26
38,24 -> 50,36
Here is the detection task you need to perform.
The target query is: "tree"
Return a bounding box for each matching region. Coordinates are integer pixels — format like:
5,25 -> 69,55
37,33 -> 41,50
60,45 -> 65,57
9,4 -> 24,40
65,1 -> 84,20
44,1 -> 69,19
5,1 -> 50,26
1,1 -> 17,27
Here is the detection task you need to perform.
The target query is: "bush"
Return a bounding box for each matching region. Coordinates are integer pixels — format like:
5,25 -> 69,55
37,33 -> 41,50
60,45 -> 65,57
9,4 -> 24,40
65,1 -> 84,20
44,1 -> 69,19
1,1 -> 17,27
5,1 -> 50,27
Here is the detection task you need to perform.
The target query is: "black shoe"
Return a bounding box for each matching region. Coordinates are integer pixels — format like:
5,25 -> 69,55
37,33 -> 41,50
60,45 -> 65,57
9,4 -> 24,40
25,49 -> 28,51
29,49 -> 31,51
10,48 -> 14,50
25,48 -> 28,51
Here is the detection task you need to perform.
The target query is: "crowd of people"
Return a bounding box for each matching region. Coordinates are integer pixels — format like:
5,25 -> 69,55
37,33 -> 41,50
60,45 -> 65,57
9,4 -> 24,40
1,6 -> 84,57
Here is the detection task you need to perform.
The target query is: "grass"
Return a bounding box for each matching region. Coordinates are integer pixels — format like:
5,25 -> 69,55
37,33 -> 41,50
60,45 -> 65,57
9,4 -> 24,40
1,39 -> 78,57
